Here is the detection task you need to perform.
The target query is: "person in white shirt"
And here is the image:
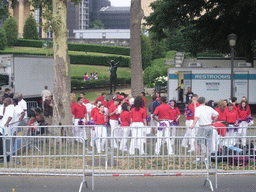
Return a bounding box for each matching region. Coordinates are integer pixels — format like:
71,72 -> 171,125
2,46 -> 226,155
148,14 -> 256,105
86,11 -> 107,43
17,93 -> 27,118
41,86 -> 51,109
190,97 -> 219,164
0,97 -> 14,136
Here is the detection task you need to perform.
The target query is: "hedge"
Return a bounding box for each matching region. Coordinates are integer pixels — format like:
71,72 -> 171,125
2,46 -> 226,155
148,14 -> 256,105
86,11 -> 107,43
69,54 -> 130,67
14,39 -> 44,48
68,43 -> 130,56
71,77 -> 131,90
13,38 -> 130,56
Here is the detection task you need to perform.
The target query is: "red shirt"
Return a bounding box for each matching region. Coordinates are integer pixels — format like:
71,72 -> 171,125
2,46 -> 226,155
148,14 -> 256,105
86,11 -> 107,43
225,108 -> 239,123
169,107 -> 180,120
94,96 -> 104,105
108,99 -> 114,108
83,99 -> 90,104
120,110 -> 130,126
213,123 -> 227,137
142,97 -> 147,107
187,102 -> 200,120
72,104 -> 87,118
90,107 -> 99,119
153,103 -> 171,120
237,108 -> 251,120
101,100 -> 109,107
109,104 -> 119,120
215,107 -> 227,121
71,102 -> 76,111
130,107 -> 146,123
94,112 -> 108,125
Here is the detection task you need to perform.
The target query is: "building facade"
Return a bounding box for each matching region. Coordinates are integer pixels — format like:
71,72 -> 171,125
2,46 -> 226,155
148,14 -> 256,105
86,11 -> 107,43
100,6 -> 130,29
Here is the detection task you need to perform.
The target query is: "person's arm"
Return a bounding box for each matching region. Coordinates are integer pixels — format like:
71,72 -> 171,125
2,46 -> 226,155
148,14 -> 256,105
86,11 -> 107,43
19,111 -> 25,121
5,117 -> 12,127
176,108 -> 181,120
190,116 -> 199,129
212,115 -> 219,125
152,114 -> 159,122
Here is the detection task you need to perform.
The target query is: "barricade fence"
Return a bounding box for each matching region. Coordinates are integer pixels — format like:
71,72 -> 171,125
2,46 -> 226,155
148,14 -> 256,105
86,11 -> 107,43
1,123 -> 256,191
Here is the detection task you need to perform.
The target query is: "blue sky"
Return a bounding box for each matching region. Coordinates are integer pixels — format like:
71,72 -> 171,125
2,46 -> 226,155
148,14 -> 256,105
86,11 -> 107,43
110,0 -> 131,6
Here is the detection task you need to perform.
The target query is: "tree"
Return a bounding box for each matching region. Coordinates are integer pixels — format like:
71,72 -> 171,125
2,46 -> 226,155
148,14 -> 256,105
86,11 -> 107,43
0,28 -> 7,50
145,0 -> 256,64
141,29 -> 152,70
23,14 -> 39,40
130,0 -> 144,97
3,16 -> 18,47
89,20 -> 104,29
20,0 -> 81,127
0,0 -> 8,20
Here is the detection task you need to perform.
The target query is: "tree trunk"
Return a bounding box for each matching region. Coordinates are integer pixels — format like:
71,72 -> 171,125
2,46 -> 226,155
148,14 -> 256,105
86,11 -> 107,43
130,0 -> 144,97
52,0 -> 72,127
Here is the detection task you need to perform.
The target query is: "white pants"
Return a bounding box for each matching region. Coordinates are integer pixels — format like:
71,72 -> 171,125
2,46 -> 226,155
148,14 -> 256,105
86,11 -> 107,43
73,119 -> 87,142
94,126 -> 107,153
237,121 -> 248,146
129,122 -> 145,155
169,120 -> 176,145
155,121 -> 173,155
119,127 -> 130,151
224,125 -> 237,147
181,120 -> 198,150
110,119 -> 119,148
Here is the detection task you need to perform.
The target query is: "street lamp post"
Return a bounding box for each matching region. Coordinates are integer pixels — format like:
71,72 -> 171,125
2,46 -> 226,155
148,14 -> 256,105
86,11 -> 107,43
228,34 -> 237,99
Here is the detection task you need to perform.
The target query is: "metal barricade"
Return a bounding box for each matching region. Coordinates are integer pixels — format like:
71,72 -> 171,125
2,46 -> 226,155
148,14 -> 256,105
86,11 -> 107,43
92,126 -> 213,191
0,135 -> 88,192
213,126 -> 256,189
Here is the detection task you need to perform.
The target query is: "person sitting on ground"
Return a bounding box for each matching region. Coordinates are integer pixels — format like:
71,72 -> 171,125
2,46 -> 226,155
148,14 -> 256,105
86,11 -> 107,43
94,72 -> 98,80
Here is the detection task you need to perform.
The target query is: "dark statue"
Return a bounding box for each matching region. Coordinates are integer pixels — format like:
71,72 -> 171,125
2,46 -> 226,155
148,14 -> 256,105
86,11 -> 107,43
103,55 -> 122,94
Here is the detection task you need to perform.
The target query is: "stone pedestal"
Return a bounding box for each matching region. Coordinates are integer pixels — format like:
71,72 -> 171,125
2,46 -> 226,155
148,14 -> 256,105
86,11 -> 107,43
106,94 -> 113,102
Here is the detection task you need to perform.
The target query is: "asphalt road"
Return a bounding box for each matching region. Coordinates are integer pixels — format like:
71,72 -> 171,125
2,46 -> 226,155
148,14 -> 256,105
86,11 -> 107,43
0,174 -> 256,192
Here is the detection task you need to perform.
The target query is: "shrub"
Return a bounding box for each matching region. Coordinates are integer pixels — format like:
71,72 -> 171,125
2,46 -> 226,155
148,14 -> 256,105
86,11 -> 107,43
70,54 -> 130,67
68,43 -> 130,56
71,77 -> 131,90
14,39 -> 44,48
0,28 -> 7,50
23,14 -> 39,40
3,16 -> 18,46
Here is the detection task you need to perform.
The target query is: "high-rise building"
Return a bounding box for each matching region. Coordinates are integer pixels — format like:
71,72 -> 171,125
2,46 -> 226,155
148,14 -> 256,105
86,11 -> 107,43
78,0 -> 89,30
89,0 -> 111,24
100,6 -> 130,29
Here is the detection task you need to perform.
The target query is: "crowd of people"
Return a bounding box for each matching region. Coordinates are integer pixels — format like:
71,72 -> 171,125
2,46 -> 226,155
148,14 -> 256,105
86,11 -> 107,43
84,72 -> 98,81
69,88 -> 254,156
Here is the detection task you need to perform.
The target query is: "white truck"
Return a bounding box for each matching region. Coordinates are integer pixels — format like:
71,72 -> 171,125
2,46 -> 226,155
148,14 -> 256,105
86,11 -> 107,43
168,59 -> 256,110
0,54 -> 54,100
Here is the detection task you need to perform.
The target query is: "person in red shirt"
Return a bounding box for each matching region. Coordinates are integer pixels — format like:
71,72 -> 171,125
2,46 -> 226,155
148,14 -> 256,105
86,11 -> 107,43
80,92 -> 90,104
94,92 -> 106,105
72,97 -> 88,142
215,100 -> 227,122
212,120 -> 229,151
93,104 -> 108,153
153,97 -> 173,155
140,92 -> 147,108
129,96 -> 147,155
109,98 -> 120,148
231,97 -> 238,111
237,100 -> 251,146
119,103 -> 130,151
90,100 -> 101,120
225,103 -> 239,146
213,121 -> 229,137
168,100 -> 181,146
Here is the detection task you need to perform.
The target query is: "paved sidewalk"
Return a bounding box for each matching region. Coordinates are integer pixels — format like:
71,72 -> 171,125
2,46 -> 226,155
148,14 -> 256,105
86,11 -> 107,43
0,174 -> 255,192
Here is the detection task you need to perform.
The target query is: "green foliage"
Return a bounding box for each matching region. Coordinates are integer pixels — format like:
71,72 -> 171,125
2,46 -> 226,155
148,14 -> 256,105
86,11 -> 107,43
141,30 -> 152,70
0,0 -> 8,20
3,16 -> 18,47
23,14 -> 39,40
145,0 -> 256,63
70,54 -> 130,67
71,77 -> 131,90
68,43 -> 130,56
151,38 -> 167,60
89,20 -> 104,29
14,39 -> 44,47
0,28 -> 7,50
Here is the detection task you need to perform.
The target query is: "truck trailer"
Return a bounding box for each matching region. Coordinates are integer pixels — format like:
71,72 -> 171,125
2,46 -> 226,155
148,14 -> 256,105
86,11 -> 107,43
168,65 -> 256,107
0,55 -> 54,101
